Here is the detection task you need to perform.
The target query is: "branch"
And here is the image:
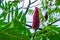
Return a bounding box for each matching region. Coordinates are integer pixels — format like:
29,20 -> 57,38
26,19 -> 60,29
47,6 -> 60,26
18,4 -> 40,9
24,0 -> 38,15
48,18 -> 60,26
32,30 -> 36,40
23,0 -> 31,15
26,24 -> 32,27
31,0 -> 38,4
9,0 -> 38,12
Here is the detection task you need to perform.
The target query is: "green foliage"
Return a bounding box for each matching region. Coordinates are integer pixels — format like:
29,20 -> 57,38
0,1 -> 31,40
35,25 -> 60,40
28,9 -> 34,14
39,11 -> 44,22
55,8 -> 60,13
55,0 -> 60,6
0,20 -> 31,40
0,0 -> 60,40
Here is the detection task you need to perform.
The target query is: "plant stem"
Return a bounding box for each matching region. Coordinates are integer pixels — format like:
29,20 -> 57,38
32,29 -> 36,40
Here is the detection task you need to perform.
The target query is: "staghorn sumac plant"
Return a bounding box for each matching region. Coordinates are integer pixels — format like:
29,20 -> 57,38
32,7 -> 40,30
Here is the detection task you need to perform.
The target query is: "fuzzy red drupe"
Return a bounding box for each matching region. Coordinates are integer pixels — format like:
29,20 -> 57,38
32,7 -> 40,30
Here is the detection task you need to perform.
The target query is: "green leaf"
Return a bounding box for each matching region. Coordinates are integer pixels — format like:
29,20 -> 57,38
35,25 -> 60,40
12,1 -> 19,7
11,7 -> 14,21
0,19 -> 31,40
49,14 -> 53,22
17,11 -> 23,20
20,15 -> 26,25
55,0 -> 60,6
28,9 -> 33,14
15,6 -> 18,18
0,11 -> 7,20
40,11 -> 44,21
